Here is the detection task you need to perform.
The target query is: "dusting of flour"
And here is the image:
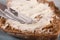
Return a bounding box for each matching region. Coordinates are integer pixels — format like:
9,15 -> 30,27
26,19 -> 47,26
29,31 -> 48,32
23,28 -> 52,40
2,0 -> 55,32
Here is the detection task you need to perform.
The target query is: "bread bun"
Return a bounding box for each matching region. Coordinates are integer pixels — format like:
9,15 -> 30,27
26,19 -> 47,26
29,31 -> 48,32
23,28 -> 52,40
0,0 -> 60,40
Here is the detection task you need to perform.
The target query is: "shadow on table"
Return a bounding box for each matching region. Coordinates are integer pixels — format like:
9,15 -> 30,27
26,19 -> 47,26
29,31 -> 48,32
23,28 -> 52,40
0,30 -> 22,40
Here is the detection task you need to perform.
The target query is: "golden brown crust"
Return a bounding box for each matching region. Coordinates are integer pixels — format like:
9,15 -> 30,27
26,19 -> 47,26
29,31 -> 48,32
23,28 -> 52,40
0,16 -> 6,28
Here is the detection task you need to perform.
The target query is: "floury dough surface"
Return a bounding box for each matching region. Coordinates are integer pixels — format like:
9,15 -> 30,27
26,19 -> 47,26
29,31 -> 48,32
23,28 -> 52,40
2,0 -> 55,32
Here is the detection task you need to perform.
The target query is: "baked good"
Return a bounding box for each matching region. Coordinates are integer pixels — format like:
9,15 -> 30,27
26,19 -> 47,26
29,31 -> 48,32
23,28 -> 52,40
0,0 -> 60,40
